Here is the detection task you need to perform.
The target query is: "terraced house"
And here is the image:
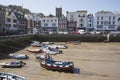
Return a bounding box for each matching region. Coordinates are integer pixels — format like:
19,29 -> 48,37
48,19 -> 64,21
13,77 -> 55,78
5,9 -> 27,34
41,16 -> 58,32
94,11 -> 119,32
66,10 -> 87,33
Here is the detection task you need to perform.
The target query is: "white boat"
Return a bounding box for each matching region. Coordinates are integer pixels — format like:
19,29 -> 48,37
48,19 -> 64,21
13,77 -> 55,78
41,45 -> 62,55
0,72 -> 27,80
0,61 -> 26,68
9,54 -> 29,59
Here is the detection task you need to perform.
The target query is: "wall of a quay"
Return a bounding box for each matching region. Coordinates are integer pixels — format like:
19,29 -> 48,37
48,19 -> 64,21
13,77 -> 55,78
0,34 -> 120,59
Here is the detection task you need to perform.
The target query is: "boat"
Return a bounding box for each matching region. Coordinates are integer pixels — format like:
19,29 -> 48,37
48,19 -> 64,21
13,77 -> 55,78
0,61 -> 26,68
41,45 -> 62,55
35,53 -> 53,61
9,54 -> 29,59
27,48 -> 44,53
40,55 -> 74,72
0,72 -> 27,80
40,61 -> 74,72
31,41 -> 43,47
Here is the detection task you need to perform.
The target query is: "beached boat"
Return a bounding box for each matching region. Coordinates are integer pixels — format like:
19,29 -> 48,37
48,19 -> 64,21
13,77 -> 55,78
0,72 -> 27,80
41,45 -> 62,55
27,48 -> 44,53
31,41 -> 43,47
0,61 -> 26,68
9,54 -> 29,59
39,55 -> 74,72
40,61 -> 74,72
35,53 -> 53,61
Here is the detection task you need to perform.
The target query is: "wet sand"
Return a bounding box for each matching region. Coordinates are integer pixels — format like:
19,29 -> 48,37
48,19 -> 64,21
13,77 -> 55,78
0,42 -> 120,80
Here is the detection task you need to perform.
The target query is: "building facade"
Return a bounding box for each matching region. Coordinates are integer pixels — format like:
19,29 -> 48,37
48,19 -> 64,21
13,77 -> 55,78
58,15 -> 67,32
5,10 -> 27,34
66,11 -> 77,33
0,5 -> 6,35
41,16 -> 58,32
86,14 -> 94,32
118,15 -> 120,31
66,10 -> 87,33
94,11 -> 119,32
25,14 -> 34,34
76,10 -> 87,31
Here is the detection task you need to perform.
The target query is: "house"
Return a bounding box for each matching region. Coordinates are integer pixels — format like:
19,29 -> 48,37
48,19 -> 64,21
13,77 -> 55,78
41,16 -> 58,32
94,11 -> 119,32
5,9 -> 27,34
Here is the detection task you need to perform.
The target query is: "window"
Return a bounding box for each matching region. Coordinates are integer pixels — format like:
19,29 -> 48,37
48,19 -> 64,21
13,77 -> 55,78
43,19 -> 45,22
83,14 -> 85,17
113,16 -> 115,20
109,21 -> 111,25
89,24 -> 91,27
89,20 -> 91,22
97,22 -> 99,25
109,16 -> 111,20
101,21 -> 103,25
13,20 -> 17,23
101,17 -> 103,20
78,14 -> 80,17
51,20 -> 53,22
44,23 -> 48,26
55,19 -> 57,22
104,21 -> 107,25
97,17 -> 99,20
80,19 -> 83,22
52,23 -> 56,26
113,21 -> 115,25
47,20 -> 49,22
97,25 -> 103,28
7,18 -> 11,22
80,24 -> 83,27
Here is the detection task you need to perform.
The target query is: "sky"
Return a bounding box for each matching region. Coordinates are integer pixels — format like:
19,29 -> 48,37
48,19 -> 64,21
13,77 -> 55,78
0,0 -> 120,16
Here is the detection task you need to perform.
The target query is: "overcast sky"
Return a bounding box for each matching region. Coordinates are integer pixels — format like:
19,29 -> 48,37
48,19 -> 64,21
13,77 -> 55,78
0,0 -> 120,15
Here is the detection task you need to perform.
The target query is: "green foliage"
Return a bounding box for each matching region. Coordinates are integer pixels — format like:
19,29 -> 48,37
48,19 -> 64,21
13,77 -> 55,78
109,34 -> 120,42
0,35 -> 34,59
8,5 -> 31,13
33,34 -> 106,42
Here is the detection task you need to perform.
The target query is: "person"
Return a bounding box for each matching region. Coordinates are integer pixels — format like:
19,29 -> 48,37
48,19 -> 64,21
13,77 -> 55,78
45,54 -> 50,62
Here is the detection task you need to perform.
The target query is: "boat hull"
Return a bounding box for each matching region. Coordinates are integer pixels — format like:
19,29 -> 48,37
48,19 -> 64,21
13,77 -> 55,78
2,65 -> 22,68
40,61 -> 74,72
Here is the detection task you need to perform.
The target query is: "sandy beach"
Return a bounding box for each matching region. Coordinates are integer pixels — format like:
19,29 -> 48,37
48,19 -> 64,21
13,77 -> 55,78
0,42 -> 120,80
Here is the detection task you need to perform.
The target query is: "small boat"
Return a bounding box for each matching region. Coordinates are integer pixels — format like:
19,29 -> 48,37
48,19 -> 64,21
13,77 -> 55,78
40,61 -> 74,72
41,45 -> 62,55
0,61 -> 26,68
31,41 -> 43,47
0,72 -> 27,80
9,54 -> 29,59
39,54 -> 74,72
35,54 -> 53,61
27,48 -> 44,53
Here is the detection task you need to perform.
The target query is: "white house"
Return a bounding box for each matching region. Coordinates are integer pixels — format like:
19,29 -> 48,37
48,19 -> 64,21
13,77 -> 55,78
5,11 -> 18,31
66,10 -> 87,32
94,11 -> 119,32
86,14 -> 94,32
76,10 -> 87,31
41,16 -> 58,32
